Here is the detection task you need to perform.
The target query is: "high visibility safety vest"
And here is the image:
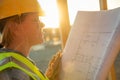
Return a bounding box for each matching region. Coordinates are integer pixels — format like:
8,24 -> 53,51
0,52 -> 49,80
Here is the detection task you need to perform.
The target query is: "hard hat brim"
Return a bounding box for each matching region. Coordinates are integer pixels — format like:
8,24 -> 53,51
0,0 -> 45,20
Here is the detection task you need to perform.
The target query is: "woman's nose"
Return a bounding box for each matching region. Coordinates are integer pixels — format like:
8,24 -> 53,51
39,21 -> 45,28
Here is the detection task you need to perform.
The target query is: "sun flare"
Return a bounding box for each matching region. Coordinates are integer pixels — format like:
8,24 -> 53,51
38,0 -> 120,28
38,0 -> 59,28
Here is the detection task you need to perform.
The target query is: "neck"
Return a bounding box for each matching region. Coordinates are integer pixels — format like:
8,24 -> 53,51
6,40 -> 31,57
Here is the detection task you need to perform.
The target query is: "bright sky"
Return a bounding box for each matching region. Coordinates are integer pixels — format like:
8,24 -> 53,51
38,0 -> 120,28
38,0 -> 59,28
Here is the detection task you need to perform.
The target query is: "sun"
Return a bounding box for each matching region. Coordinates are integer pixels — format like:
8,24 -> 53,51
38,0 -> 59,28
38,0 -> 120,28
38,0 -> 100,27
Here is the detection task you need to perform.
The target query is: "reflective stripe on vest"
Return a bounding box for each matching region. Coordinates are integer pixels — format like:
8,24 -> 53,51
0,52 -> 49,80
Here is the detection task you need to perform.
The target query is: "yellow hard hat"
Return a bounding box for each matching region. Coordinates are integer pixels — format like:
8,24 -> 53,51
0,0 -> 44,19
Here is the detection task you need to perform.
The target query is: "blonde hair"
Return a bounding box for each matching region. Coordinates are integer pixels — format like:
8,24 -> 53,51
1,22 -> 14,47
0,13 -> 28,48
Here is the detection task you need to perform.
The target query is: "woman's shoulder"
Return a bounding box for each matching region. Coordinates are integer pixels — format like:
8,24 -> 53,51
0,48 -> 34,80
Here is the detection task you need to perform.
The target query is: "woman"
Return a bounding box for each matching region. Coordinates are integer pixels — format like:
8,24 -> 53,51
0,0 -> 61,80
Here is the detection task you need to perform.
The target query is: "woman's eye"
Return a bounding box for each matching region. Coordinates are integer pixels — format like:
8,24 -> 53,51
33,18 -> 39,22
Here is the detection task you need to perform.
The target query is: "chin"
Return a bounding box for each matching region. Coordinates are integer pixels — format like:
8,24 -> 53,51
38,39 -> 44,44
31,39 -> 43,46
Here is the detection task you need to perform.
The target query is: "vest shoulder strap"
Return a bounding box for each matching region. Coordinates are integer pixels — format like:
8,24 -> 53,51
0,52 -> 49,80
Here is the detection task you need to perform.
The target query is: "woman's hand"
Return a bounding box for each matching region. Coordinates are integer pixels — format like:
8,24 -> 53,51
45,51 -> 62,80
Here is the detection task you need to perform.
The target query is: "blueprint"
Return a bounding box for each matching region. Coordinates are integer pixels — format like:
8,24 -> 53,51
60,7 -> 120,80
